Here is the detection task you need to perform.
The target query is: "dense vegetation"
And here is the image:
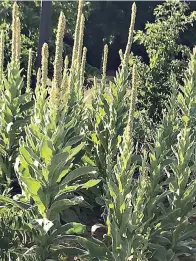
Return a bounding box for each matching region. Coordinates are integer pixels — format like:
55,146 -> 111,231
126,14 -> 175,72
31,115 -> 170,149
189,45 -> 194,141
0,1 -> 196,261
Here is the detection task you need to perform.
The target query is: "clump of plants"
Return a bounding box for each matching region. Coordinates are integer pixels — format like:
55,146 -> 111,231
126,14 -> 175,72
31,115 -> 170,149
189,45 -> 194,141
0,1 -> 196,261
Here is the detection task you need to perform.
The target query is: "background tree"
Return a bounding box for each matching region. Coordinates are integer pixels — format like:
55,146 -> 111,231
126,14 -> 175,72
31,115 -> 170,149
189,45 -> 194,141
36,0 -> 52,70
133,0 -> 196,122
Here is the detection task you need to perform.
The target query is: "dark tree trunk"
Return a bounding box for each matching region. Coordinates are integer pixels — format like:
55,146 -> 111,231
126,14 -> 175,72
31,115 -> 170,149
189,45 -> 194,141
36,0 -> 52,71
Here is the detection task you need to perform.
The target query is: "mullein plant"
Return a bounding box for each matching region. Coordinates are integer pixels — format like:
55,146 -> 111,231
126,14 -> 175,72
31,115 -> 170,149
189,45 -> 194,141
59,1 -> 99,214
0,4 -> 101,260
58,0 -> 87,145
69,64 -> 149,261
176,47 -> 196,182
0,3 -> 34,259
99,65 -> 150,261
144,53 -> 196,260
0,3 -> 32,193
177,47 -> 196,140
101,64 -> 148,260
86,3 -> 137,180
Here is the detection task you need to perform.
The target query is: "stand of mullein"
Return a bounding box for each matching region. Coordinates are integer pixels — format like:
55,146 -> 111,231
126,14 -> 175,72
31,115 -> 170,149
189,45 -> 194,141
160,49 -> 196,258
78,36 -> 196,261
10,5 -> 100,260
86,3 -> 137,180
147,53 -> 196,258
177,47 -> 196,174
102,64 -> 151,261
0,3 -> 32,193
100,50 -> 196,261
0,3 -> 35,259
71,64 -> 149,261
130,51 -> 196,260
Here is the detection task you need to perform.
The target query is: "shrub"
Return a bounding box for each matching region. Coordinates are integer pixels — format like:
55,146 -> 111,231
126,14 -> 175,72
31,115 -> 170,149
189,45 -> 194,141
134,0 -> 196,122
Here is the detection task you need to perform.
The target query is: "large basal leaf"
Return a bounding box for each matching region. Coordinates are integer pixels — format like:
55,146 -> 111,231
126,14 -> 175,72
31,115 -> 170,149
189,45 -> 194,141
61,166 -> 97,185
47,151 -> 70,183
81,179 -> 101,189
52,222 -> 86,237
68,142 -> 85,159
20,100 -> 34,112
64,135 -> 84,147
149,243 -> 167,261
21,176 -> 46,216
47,197 -> 84,220
0,195 -> 28,210
53,235 -> 114,260
55,179 -> 101,199
19,146 -> 34,166
50,246 -> 88,258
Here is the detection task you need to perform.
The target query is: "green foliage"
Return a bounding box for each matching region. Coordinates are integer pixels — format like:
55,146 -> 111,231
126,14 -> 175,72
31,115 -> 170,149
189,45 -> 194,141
76,46 -> 196,261
0,2 -> 99,260
0,65 -> 32,192
134,0 -> 196,122
1,1 -> 196,261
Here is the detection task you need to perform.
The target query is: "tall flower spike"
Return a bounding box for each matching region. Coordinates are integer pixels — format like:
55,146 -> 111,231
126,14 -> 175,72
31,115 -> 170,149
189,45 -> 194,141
0,31 -> 4,80
50,83 -> 59,110
41,43 -> 49,89
64,55 -> 69,75
94,76 -> 98,89
77,14 -> 85,72
11,2 -> 19,64
53,12 -> 66,89
15,16 -> 21,65
93,76 -> 100,97
35,68 -> 41,97
123,64 -> 138,144
102,44 -> 108,84
71,0 -> 83,68
123,2 -> 136,68
27,49 -> 32,91
80,47 -> 87,87
61,56 -> 69,90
